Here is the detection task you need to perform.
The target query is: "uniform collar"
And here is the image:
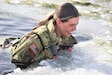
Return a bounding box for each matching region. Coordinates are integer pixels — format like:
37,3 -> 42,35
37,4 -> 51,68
47,19 -> 61,43
47,19 -> 55,34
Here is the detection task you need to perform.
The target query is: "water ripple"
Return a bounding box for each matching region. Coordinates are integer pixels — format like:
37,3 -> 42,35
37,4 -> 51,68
0,12 -> 37,37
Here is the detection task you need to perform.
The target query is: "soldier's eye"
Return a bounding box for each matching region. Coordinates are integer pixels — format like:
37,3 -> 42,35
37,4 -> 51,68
69,24 -> 75,27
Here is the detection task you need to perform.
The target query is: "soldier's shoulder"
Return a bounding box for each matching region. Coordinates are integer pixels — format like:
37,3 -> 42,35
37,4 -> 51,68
34,25 -> 48,34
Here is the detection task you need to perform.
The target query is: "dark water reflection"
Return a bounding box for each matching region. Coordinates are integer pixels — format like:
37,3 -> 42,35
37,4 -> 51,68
0,12 -> 37,38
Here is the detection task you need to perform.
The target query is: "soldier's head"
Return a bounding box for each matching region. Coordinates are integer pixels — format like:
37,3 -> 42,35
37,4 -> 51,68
54,2 -> 79,37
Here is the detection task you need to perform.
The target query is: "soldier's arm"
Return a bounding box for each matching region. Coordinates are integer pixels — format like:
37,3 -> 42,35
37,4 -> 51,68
58,35 -> 77,51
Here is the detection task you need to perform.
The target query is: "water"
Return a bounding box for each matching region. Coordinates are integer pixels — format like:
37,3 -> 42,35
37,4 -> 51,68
0,0 -> 112,75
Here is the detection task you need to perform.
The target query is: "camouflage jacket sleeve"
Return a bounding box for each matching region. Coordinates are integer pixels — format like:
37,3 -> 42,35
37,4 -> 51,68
58,35 -> 77,50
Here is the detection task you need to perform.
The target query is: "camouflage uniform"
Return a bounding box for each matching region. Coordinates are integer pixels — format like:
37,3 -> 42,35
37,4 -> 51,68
11,19 -> 77,69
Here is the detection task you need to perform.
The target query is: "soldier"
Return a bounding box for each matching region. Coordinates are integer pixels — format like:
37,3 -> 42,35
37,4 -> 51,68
10,2 -> 79,69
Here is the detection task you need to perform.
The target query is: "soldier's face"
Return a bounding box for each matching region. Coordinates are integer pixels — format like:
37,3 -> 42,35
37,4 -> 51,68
58,17 -> 79,37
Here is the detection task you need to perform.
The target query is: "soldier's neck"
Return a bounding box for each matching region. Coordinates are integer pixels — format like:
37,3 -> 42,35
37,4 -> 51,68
55,25 -> 62,38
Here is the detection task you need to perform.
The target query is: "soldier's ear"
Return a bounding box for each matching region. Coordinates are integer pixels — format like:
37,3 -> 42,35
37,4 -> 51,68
56,18 -> 62,25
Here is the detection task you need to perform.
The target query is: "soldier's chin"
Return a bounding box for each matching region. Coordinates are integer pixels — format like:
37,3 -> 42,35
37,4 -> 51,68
67,34 -> 71,37
64,34 -> 71,37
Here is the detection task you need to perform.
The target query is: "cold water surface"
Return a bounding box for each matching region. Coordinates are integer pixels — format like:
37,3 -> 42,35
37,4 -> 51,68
0,0 -> 112,75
